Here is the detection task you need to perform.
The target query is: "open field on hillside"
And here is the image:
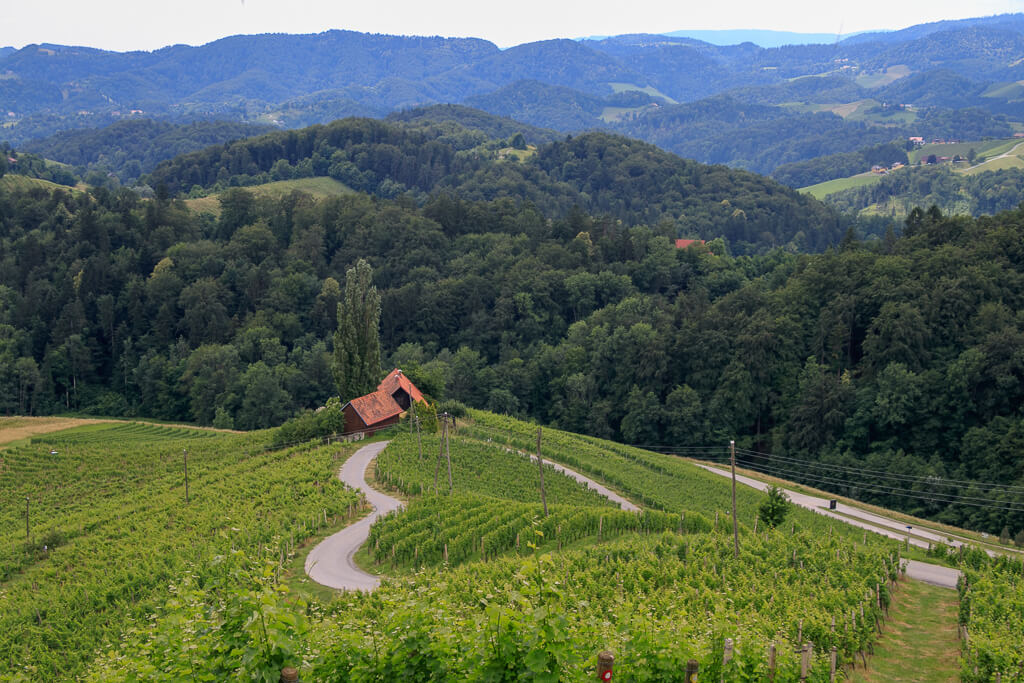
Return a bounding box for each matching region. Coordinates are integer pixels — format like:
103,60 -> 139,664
855,64 -> 912,88
183,176 -> 354,215
0,417 -> 108,448
800,171 -> 883,199
607,81 -> 677,103
908,138 -> 1017,164
0,174 -> 75,193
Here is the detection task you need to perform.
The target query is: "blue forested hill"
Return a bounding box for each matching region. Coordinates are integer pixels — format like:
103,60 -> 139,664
2,15 -> 1023,175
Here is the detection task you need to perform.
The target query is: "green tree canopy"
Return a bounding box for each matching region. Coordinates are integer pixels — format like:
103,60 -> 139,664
332,259 -> 382,401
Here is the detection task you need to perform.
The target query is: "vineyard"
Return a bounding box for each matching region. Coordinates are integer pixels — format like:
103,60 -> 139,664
958,556 -> 1024,681
0,422 -> 366,681
4,411 -> 1013,680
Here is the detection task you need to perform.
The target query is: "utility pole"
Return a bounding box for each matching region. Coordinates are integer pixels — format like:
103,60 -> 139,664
415,416 -> 423,462
444,413 -> 454,494
536,428 -> 548,516
183,448 -> 190,505
433,414 -> 444,492
731,439 -> 738,559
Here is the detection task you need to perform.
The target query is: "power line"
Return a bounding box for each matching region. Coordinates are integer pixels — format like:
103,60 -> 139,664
732,457 -> 1024,513
734,447 -> 1024,495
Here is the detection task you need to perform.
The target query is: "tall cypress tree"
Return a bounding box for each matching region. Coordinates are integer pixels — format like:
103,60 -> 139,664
332,259 -> 381,401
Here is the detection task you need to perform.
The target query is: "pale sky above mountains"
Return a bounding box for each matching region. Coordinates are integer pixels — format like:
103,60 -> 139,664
4,0 -> 1023,51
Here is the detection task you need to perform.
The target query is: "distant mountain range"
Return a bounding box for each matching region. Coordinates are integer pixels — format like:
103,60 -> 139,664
660,29 -> 859,47
2,13 -> 1022,176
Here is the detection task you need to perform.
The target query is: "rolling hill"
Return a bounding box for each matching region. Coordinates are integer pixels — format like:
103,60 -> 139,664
2,15 -> 1024,176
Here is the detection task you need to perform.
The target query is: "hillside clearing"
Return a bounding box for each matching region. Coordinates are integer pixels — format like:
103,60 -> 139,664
183,176 -> 355,215
800,171 -> 883,199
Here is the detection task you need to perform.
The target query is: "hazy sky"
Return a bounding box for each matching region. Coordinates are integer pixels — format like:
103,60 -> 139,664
4,0 -> 1023,51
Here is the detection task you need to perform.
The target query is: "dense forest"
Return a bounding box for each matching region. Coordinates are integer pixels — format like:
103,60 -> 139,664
143,119 -> 844,253
1,117 -> 1024,535
20,119 -> 274,184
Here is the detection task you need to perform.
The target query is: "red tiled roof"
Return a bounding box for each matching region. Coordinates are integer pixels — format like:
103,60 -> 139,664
347,390 -> 403,426
675,239 -> 705,249
378,368 -> 426,404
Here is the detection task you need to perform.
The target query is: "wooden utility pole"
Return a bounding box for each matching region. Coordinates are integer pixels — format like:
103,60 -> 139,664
444,413 -> 453,494
183,448 -> 190,504
731,439 -> 738,559
415,416 -> 423,462
537,428 -> 548,516
433,415 -> 444,492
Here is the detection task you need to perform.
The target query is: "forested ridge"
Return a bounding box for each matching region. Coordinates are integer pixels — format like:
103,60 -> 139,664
1,121 -> 1023,535
143,118 -> 843,252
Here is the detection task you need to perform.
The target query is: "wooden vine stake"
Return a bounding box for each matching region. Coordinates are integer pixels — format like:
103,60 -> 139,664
597,651 -> 614,681
830,646 -> 838,682
685,659 -> 699,682
799,643 -> 812,681
721,638 -> 734,682
767,643 -> 777,682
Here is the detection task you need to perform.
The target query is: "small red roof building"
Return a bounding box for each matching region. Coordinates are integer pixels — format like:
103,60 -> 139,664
342,369 -> 427,435
675,238 -> 705,249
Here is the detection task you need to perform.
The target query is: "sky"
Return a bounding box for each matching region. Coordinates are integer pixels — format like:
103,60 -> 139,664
3,0 -> 1023,51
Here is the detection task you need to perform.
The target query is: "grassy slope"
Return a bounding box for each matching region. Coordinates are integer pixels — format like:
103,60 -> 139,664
801,172 -> 883,199
0,174 -> 78,193
183,176 -> 355,215
848,578 -> 959,682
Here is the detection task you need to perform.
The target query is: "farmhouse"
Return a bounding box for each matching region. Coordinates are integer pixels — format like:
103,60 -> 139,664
342,369 -> 426,435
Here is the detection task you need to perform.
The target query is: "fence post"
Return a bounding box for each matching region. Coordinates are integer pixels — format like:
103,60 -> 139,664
280,666 -> 298,683
685,659 -> 699,682
721,638 -> 733,682
800,643 -> 812,681
597,651 -> 614,681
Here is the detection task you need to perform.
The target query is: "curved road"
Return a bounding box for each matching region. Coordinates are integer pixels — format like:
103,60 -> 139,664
305,441 -> 401,591
523,451 -> 640,512
306,439 -> 642,591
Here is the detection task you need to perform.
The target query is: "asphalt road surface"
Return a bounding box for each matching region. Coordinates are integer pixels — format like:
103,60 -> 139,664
305,440 -> 400,591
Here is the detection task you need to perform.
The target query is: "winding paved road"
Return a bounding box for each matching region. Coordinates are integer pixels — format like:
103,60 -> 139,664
524,452 -> 640,512
305,439 -> 642,591
305,441 -> 400,591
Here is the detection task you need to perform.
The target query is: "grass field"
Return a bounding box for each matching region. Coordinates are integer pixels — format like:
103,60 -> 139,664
183,176 -> 355,215
0,417 -> 108,449
848,579 -> 959,682
0,174 -> 78,193
607,81 -> 678,104
600,105 -> 648,122
963,154 -> 1024,174
856,64 -> 912,89
800,172 -> 883,199
908,138 -> 1016,164
981,80 -> 1024,100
